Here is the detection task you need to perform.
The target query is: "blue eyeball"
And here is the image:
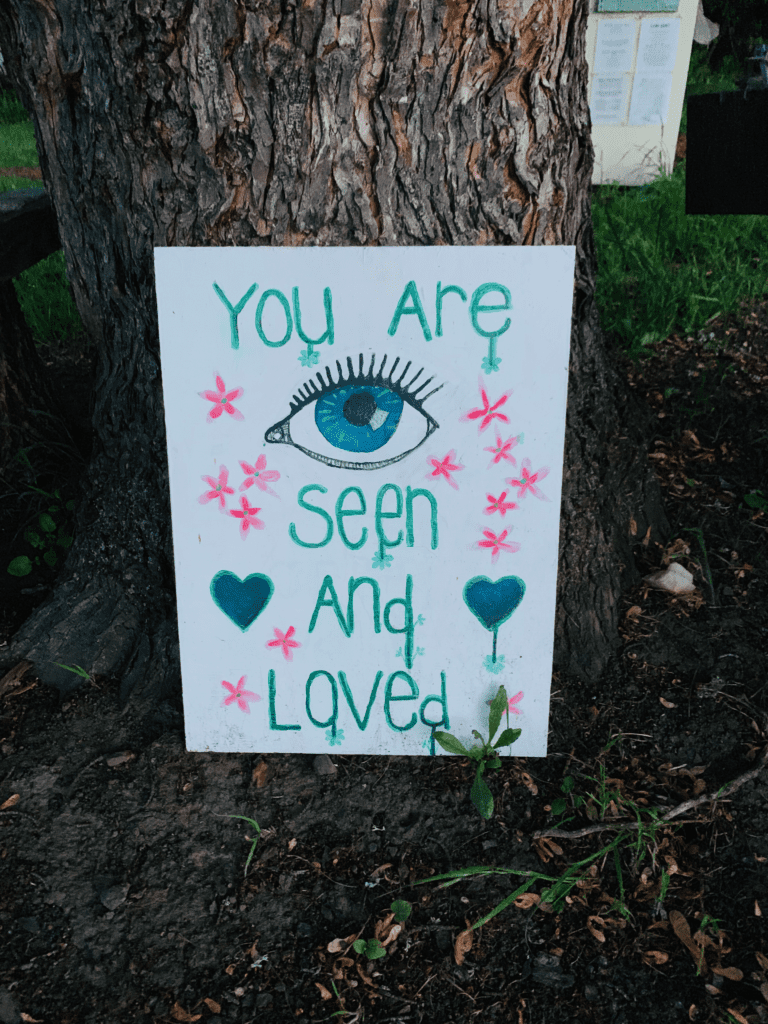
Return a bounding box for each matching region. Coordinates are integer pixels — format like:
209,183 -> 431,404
265,354 -> 443,471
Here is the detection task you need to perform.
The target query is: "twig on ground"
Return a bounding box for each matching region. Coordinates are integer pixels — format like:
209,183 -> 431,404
533,744 -> 768,840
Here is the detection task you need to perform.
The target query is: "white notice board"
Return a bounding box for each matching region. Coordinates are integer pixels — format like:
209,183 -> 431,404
587,0 -> 698,186
154,247 -> 575,757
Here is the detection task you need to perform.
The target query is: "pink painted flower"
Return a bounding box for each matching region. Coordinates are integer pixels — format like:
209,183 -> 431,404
220,675 -> 261,713
239,455 -> 280,497
199,374 -> 244,422
465,379 -> 513,433
506,458 -> 551,501
478,528 -> 520,563
198,466 -> 235,509
427,450 -> 464,490
486,690 -> 524,715
484,432 -> 520,468
228,496 -> 265,538
506,690 -> 524,714
484,491 -> 519,517
266,625 -> 301,661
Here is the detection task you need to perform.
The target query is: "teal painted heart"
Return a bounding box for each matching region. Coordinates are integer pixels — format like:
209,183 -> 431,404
463,575 -> 526,633
210,571 -> 274,632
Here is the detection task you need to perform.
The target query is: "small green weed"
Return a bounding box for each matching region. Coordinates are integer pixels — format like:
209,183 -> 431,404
433,685 -> 521,819
6,450 -> 76,577
742,489 -> 768,512
352,900 -> 412,961
53,663 -> 92,682
226,814 -> 262,877
390,900 -> 412,923
654,868 -> 672,914
673,363 -> 736,421
682,526 -> 715,603
7,494 -> 75,576
326,978 -> 362,1020
352,938 -> 386,961
418,733 -> 681,932
695,915 -> 723,976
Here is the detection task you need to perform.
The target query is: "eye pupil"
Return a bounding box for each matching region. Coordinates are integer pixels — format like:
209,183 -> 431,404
343,390 -> 377,426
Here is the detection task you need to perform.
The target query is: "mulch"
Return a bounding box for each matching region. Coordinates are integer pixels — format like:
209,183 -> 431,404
0,166 -> 42,179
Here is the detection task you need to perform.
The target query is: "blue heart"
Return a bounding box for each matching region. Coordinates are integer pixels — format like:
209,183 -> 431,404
210,571 -> 274,632
463,575 -> 526,633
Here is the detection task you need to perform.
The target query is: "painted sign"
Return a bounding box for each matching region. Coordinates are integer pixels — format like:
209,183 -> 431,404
153,246 -> 575,756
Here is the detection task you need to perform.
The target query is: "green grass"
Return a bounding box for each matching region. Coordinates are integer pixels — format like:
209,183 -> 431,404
0,89 -> 84,349
591,41 -> 768,361
1,42 -> 767,361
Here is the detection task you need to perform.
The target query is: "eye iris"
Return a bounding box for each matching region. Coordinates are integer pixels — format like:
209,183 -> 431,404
315,385 -> 403,453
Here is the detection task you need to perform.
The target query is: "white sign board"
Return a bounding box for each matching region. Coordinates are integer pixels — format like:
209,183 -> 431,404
586,0 -> 699,187
154,246 -> 575,757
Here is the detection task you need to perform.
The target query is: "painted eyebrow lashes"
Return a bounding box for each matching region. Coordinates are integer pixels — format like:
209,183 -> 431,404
286,353 -> 444,415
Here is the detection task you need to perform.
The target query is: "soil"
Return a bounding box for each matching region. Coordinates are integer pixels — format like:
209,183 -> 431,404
1,210 -> 768,1024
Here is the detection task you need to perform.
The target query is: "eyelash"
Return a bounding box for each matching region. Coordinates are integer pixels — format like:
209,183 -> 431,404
286,353 -> 444,415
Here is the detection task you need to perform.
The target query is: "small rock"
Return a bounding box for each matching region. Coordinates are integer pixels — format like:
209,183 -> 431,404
313,754 -> 337,776
106,752 -> 134,768
255,992 -> 273,1008
643,562 -> 696,595
0,986 -> 21,1024
531,952 -> 575,989
99,883 -> 130,911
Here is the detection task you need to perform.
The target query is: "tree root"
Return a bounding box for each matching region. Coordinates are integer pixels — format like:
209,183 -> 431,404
0,573 -> 180,707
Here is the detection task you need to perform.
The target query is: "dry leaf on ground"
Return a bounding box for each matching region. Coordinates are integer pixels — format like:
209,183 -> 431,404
520,772 -> 538,795
711,965 -> 743,981
642,950 -> 669,965
454,927 -> 473,966
170,1003 -> 201,1022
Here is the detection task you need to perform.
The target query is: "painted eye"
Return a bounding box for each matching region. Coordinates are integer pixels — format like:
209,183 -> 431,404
265,354 -> 443,470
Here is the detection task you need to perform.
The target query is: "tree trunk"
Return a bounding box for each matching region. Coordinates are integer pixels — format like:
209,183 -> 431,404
0,0 -> 668,697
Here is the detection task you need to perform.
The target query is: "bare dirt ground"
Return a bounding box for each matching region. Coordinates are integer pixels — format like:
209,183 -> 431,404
1,278 -> 767,1022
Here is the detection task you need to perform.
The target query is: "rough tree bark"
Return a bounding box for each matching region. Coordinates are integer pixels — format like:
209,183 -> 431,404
0,0 -> 668,699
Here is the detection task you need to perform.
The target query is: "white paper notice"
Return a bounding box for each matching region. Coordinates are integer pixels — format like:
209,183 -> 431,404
154,246 -> 575,757
593,18 -> 637,74
590,75 -> 632,125
636,17 -> 680,73
628,73 -> 673,124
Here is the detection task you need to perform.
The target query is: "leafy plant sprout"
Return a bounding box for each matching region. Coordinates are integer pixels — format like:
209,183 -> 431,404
742,489 -> 768,512
433,685 -> 521,819
351,900 -> 411,962
416,729 -> 692,931
4,447 -> 79,577
351,937 -> 386,961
